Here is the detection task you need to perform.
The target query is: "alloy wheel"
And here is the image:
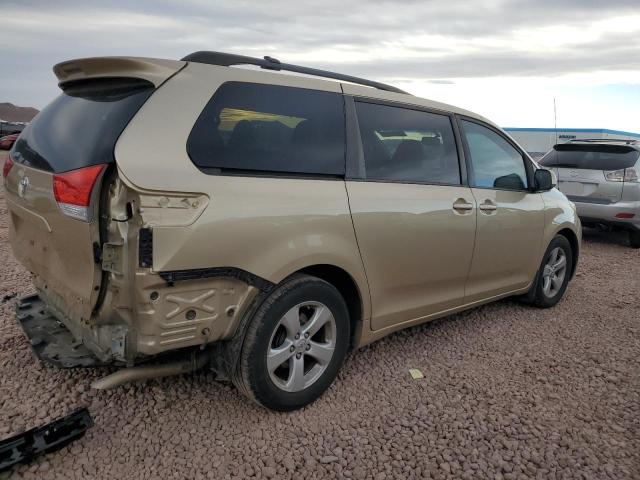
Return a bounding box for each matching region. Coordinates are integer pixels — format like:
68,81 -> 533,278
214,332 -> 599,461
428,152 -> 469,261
267,301 -> 337,392
541,247 -> 567,298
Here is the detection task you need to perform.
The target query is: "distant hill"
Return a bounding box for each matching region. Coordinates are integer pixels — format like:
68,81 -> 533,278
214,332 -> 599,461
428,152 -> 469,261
0,102 -> 39,122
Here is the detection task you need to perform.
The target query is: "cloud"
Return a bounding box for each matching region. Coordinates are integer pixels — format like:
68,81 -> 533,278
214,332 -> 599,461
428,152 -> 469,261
0,0 -> 638,130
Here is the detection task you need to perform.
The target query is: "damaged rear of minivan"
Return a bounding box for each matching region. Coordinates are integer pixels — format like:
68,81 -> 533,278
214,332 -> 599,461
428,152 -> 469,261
5,58 -> 224,368
6,69 -> 154,362
5,56 -> 273,381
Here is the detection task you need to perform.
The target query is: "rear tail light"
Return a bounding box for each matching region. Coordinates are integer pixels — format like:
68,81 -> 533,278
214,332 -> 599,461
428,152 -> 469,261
615,213 -> 635,219
53,164 -> 107,222
2,154 -> 14,179
604,167 -> 638,182
625,167 -> 639,182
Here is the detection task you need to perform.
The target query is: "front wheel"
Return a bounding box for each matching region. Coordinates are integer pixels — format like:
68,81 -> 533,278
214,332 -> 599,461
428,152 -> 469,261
526,235 -> 574,308
234,274 -> 350,411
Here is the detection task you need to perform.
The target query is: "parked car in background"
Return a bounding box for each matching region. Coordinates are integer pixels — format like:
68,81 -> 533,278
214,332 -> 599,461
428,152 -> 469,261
0,120 -> 27,137
3,52 -> 581,411
0,133 -> 19,150
539,139 -> 640,248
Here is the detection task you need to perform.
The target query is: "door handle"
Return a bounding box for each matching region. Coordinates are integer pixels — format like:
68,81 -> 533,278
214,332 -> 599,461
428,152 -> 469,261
479,200 -> 497,212
453,198 -> 474,212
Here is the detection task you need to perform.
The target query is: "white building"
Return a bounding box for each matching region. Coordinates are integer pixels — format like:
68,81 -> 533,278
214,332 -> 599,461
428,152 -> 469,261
504,128 -> 640,159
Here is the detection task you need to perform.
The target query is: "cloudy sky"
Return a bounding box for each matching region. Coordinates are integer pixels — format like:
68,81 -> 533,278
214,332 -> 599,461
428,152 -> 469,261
1,0 -> 639,131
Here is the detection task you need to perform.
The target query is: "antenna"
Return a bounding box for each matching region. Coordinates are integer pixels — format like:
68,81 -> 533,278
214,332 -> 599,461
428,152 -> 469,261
553,98 -> 558,145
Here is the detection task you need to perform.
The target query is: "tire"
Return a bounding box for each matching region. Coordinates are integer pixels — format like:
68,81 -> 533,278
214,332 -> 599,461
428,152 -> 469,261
629,231 -> 640,249
233,274 -> 350,411
527,235 -> 574,308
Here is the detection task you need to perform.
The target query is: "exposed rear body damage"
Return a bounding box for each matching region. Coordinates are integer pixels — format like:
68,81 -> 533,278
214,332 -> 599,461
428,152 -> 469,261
5,56 -> 260,364
9,164 -> 261,364
97,175 -> 260,362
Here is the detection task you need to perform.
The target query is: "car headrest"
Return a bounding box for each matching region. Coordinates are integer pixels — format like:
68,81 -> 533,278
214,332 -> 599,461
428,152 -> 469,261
392,140 -> 423,166
228,120 -> 257,148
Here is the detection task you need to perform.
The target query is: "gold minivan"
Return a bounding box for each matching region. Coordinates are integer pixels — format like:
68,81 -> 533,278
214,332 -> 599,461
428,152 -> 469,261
3,52 -> 580,410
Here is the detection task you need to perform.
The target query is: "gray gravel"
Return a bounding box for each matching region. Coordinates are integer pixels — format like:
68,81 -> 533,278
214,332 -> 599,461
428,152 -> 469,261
1,151 -> 639,479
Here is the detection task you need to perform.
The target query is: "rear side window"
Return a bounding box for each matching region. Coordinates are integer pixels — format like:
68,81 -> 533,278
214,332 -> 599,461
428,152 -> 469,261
355,101 -> 461,184
12,78 -> 153,173
539,144 -> 640,170
462,120 -> 528,190
188,82 -> 345,176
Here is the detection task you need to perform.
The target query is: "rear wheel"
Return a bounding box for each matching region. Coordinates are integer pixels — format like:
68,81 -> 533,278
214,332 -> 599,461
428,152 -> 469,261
629,231 -> 640,249
526,235 -> 573,308
234,275 -> 350,411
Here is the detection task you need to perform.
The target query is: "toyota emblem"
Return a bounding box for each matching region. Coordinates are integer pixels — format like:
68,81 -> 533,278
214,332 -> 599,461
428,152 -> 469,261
18,176 -> 29,198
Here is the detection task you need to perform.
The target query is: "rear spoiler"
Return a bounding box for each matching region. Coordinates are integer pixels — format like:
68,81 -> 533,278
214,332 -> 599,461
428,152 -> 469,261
554,143 -> 637,154
53,56 -> 186,89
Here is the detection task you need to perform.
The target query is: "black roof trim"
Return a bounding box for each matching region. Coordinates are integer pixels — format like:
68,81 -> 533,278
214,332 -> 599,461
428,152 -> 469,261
181,51 -> 410,95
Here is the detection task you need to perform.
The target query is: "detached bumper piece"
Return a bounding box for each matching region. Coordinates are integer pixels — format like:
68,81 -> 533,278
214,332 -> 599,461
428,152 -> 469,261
0,408 -> 93,473
15,295 -> 107,368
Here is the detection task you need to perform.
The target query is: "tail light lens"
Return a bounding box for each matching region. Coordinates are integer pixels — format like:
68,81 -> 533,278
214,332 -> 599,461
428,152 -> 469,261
625,167 -> 639,182
53,164 -> 107,221
604,167 -> 638,182
2,154 -> 14,179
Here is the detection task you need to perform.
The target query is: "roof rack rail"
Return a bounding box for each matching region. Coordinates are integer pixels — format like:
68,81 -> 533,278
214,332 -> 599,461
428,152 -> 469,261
181,51 -> 410,95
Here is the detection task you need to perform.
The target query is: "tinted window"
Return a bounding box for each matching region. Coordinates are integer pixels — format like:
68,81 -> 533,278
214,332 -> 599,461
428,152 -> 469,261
355,102 -> 460,184
12,78 -> 153,173
462,120 -> 528,190
188,82 -> 345,176
539,144 -> 639,170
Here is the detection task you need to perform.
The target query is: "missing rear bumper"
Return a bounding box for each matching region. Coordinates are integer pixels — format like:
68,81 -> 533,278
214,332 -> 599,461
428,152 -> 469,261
15,295 -> 108,368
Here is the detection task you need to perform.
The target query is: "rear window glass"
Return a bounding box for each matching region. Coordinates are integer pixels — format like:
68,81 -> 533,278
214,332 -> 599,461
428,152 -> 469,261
11,78 -> 153,173
539,144 -> 639,170
187,82 -> 345,176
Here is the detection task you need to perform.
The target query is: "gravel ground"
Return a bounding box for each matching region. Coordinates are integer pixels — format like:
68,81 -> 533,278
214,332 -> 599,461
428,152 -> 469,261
1,150 -> 639,479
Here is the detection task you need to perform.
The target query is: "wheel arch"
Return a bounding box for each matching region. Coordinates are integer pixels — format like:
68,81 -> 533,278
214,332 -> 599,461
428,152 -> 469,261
556,227 -> 580,279
295,264 -> 364,349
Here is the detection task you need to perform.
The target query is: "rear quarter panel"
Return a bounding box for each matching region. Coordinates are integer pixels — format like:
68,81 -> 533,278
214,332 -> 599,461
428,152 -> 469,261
540,188 -> 582,266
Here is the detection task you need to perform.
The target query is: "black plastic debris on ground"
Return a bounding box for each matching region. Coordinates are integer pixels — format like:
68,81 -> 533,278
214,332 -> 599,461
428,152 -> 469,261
0,408 -> 93,473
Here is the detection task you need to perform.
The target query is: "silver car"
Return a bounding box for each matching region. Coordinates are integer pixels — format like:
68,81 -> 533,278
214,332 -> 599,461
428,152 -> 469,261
539,139 -> 640,248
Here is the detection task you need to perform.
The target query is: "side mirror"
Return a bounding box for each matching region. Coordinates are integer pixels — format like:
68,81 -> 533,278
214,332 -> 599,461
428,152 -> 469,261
534,168 -> 555,191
